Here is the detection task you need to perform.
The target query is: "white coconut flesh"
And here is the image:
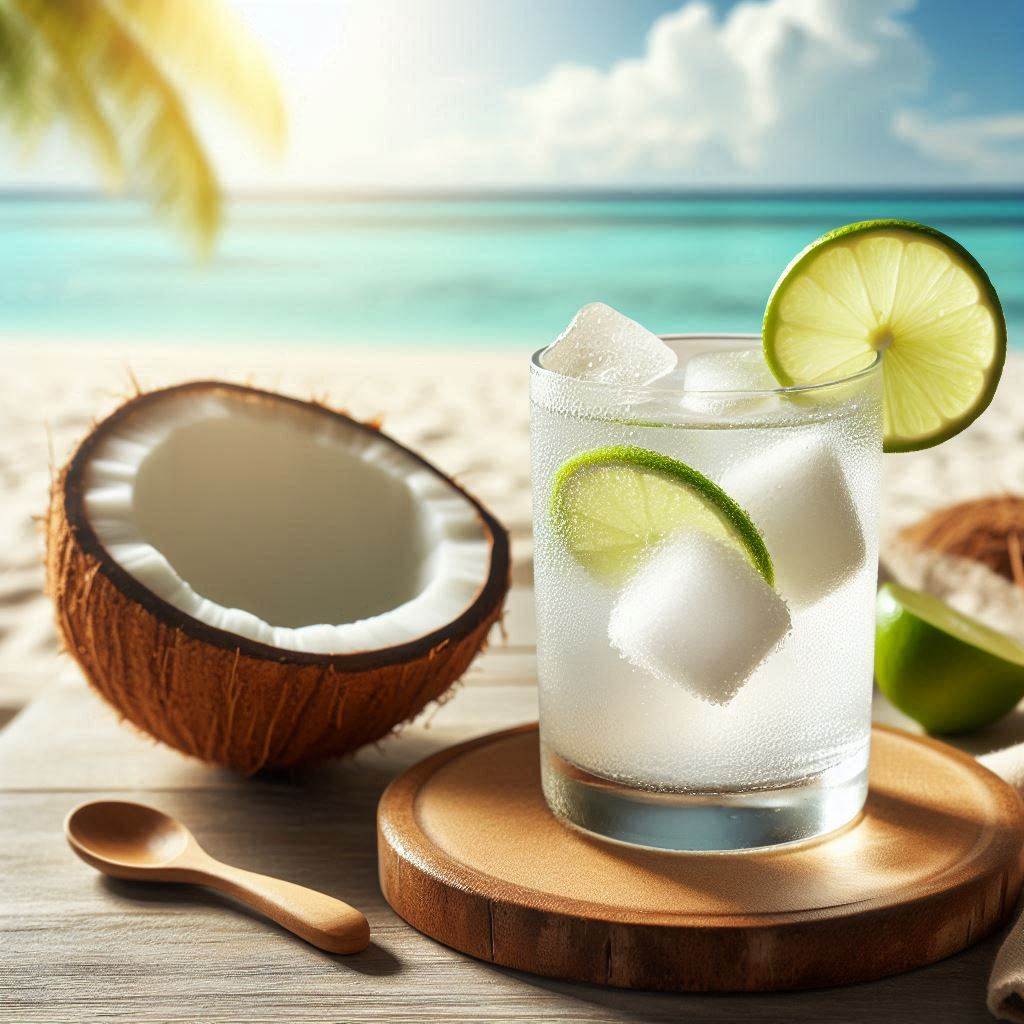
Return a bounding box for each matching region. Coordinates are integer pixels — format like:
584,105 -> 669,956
81,389 -> 494,655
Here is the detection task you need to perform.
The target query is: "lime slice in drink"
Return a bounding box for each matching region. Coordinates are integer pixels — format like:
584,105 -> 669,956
550,445 -> 773,585
763,220 -> 1006,453
875,582 -> 1024,734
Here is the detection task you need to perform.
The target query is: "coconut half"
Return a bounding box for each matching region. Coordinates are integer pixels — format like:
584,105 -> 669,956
47,382 -> 509,773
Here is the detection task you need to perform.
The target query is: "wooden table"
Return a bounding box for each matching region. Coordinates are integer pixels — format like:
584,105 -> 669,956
0,585 -> 1011,1023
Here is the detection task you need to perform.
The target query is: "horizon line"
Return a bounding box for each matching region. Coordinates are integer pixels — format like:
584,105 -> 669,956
2,185 -> 1022,202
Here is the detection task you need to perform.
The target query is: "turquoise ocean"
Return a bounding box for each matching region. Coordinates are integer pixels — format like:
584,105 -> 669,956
4,192 -> 1021,349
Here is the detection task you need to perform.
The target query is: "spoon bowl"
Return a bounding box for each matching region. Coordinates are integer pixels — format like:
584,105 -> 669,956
67,800 -> 190,870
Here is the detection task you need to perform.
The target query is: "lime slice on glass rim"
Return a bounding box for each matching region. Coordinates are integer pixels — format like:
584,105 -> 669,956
875,583 -> 1024,734
763,219 -> 1006,453
550,445 -> 773,585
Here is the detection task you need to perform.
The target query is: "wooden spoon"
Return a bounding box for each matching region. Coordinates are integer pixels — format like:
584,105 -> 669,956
65,799 -> 370,954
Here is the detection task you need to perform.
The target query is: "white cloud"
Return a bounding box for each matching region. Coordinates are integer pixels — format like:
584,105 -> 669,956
893,110 -> 1024,179
504,0 -> 939,186
433,0 -> 1024,188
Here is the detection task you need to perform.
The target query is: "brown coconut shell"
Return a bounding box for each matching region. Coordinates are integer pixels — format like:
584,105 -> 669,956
46,381 -> 510,774
899,496 -> 1024,589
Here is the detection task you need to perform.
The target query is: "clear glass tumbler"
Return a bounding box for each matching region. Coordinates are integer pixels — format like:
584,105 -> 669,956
530,335 -> 884,851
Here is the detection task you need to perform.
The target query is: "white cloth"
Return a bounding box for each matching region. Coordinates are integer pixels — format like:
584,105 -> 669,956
980,745 -> 1024,1021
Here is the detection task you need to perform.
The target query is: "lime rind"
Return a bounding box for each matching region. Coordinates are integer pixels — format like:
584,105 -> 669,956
763,219 -> 1006,454
879,582 -> 1024,666
550,445 -> 774,586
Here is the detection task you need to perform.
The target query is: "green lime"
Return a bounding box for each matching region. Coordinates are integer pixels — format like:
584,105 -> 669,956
763,219 -> 1006,453
875,582 -> 1024,734
550,445 -> 773,585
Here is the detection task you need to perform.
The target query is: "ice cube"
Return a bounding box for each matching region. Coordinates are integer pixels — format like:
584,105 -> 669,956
719,435 -> 866,605
541,302 -> 676,386
680,348 -> 780,419
682,348 -> 778,392
608,532 -> 791,705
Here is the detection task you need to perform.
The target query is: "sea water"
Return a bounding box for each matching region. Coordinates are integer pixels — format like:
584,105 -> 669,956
1,193 -> 1019,347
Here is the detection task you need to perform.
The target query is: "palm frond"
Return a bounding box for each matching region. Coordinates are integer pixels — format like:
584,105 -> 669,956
9,0 -> 122,187
13,0 -> 219,253
112,0 -> 285,150
0,4 -> 56,136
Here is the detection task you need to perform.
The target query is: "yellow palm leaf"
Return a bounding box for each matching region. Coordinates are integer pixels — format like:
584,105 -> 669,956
8,0 -> 122,187
112,0 -> 285,150
0,5 -> 57,136
14,0 -> 220,253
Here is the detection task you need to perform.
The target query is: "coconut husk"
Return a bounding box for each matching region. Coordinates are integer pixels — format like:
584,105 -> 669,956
45,382 -> 511,775
899,496 -> 1024,590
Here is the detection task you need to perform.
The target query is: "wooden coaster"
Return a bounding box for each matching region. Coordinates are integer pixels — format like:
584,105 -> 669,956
377,724 -> 1024,992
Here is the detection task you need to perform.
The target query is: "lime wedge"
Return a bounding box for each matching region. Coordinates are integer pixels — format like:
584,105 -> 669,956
763,220 -> 1006,453
550,445 -> 773,585
875,583 -> 1024,734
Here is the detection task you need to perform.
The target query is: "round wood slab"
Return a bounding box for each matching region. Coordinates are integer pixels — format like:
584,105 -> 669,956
377,724 -> 1024,992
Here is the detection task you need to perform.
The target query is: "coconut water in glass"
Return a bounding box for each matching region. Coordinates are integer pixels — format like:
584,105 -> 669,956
530,334 -> 883,851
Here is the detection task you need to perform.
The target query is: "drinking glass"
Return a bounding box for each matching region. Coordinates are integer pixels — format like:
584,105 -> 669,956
529,334 -> 883,851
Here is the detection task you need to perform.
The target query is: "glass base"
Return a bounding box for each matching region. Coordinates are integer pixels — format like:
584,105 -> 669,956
541,741 -> 869,853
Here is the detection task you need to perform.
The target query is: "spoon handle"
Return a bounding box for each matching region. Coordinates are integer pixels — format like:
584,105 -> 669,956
196,860 -> 370,954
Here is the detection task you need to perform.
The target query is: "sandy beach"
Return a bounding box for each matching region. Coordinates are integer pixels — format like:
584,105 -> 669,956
4,339 -> 1023,722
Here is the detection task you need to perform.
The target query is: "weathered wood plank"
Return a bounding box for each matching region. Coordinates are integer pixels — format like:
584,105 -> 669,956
0,672 -> 45,730
0,789 -> 1004,1023
0,675 -> 1011,1021
493,586 -> 536,649
0,682 -> 538,792
464,649 -> 537,686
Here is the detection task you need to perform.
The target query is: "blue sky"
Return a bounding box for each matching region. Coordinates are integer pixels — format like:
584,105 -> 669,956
908,1 -> 1023,115
434,0 -> 1023,112
3,0 -> 1022,190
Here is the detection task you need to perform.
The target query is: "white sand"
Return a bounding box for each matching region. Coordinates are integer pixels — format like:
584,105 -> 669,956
2,339 -> 1022,714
